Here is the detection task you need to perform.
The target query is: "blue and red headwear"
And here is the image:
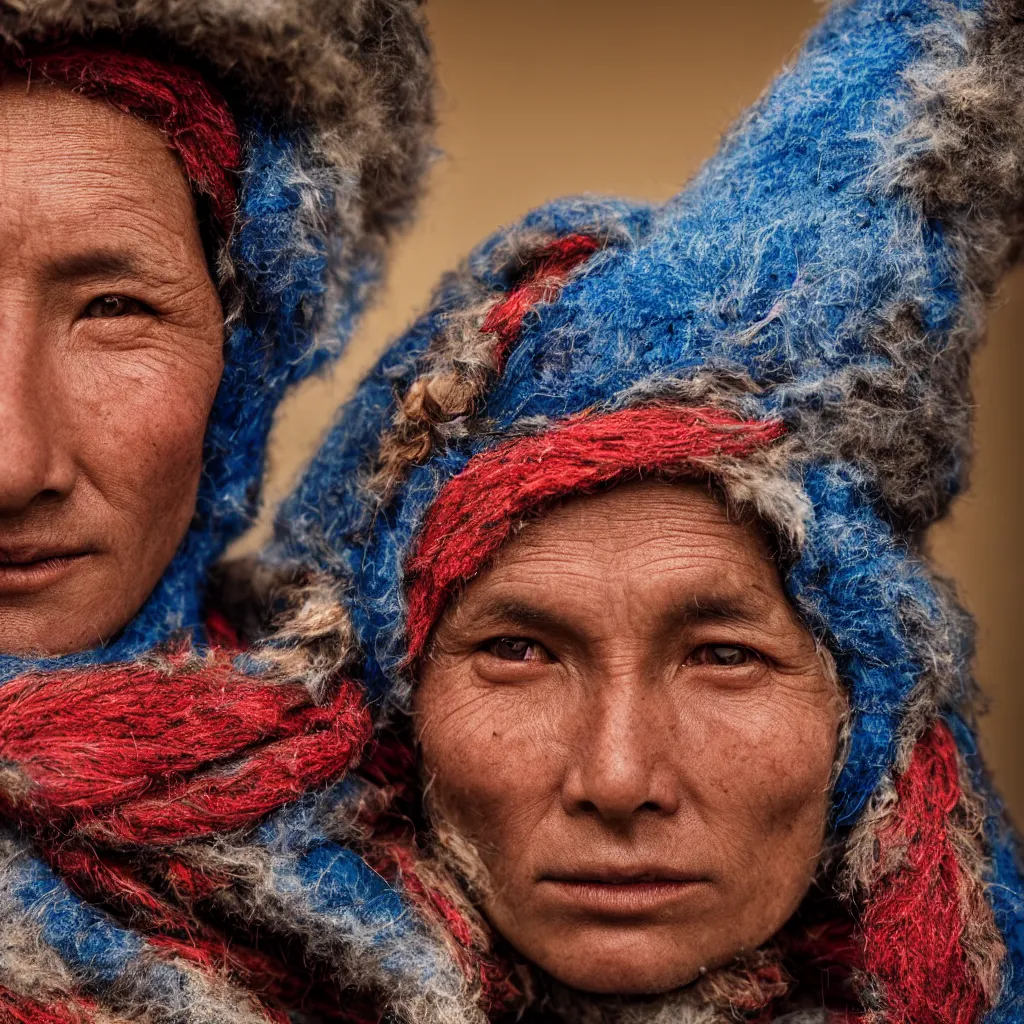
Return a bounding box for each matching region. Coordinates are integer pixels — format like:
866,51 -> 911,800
263,0 -> 1024,1018
0,1 -> 1021,1022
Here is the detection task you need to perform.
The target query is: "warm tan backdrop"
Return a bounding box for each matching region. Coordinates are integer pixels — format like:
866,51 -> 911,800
243,0 -> 1024,821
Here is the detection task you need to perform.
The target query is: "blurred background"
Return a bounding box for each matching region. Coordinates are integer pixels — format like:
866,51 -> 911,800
240,0 -> 1024,821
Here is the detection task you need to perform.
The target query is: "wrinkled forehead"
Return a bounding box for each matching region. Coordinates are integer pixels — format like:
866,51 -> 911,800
0,47 -> 240,236
401,407 -> 790,667
484,478 -> 778,590
0,88 -> 212,303
436,477 -> 797,640
499,477 -> 772,551
0,75 -> 192,220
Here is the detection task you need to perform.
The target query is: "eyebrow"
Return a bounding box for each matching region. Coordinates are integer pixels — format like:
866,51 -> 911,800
467,593 -> 765,636
47,249 -> 142,282
674,594 -> 764,626
477,600 -> 563,633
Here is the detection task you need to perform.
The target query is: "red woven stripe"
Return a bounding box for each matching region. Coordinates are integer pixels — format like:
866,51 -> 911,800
97,682 -> 371,845
0,987 -> 96,1024
404,406 -> 785,661
12,47 -> 240,233
46,844 -> 195,935
860,722 -> 987,1024
0,651 -> 371,845
356,734 -> 524,1015
368,835 -> 520,1013
480,233 -> 600,369
45,841 -> 366,1023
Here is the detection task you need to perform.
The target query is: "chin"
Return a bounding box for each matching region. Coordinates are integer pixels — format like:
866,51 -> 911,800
529,927 -> 709,996
0,590 -> 128,657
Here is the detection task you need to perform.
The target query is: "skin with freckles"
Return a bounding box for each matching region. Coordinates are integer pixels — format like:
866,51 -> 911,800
0,77 -> 224,656
416,480 -> 843,995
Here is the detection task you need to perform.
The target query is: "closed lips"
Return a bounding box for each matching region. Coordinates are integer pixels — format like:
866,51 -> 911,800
0,547 -> 93,594
540,865 -> 708,884
538,873 -> 710,916
0,547 -> 82,564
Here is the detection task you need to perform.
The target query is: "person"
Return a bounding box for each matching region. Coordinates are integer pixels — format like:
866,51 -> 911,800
0,0 -> 434,664
0,1 -> 435,1020
256,0 -> 1024,1018
1,2 -> 1022,1024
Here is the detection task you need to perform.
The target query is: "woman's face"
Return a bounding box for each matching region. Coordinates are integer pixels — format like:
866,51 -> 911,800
416,480 -> 842,995
0,79 -> 224,656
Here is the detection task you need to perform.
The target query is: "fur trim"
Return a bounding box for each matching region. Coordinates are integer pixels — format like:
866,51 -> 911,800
5,2 -> 1024,1021
367,233 -> 603,503
0,0 -> 435,307
211,560 -> 360,700
177,829 -> 487,1024
838,726 -> 1005,1020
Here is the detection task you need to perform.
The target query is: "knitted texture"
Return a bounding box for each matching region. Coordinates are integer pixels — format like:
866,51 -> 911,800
3,0 -> 1024,1021
859,722 -> 994,1024
0,652 -> 371,843
256,0 -> 1024,1018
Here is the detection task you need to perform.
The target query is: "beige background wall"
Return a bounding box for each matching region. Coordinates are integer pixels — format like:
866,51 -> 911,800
246,0 -> 1024,821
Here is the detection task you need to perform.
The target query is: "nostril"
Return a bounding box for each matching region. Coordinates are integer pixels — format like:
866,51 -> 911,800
574,795 -> 668,820
33,489 -> 68,506
0,401 -> 74,511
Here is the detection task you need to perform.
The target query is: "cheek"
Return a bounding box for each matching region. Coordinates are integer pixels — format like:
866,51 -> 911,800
682,682 -> 838,861
416,669 -> 569,861
70,330 -> 223,529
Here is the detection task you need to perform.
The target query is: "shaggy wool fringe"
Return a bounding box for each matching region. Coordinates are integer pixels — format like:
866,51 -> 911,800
175,837 -> 488,1024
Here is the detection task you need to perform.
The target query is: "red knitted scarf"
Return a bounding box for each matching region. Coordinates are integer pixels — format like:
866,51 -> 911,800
0,641 -> 372,1022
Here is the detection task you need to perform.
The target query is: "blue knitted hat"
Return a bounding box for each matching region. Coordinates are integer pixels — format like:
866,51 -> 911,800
262,0 -> 1024,1018
0,0 -> 435,682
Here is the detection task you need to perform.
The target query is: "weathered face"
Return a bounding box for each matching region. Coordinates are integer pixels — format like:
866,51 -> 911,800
416,480 -> 842,995
0,78 -> 224,656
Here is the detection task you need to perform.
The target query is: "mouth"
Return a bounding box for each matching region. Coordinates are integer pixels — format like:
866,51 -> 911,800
539,869 -> 711,916
0,547 -> 94,596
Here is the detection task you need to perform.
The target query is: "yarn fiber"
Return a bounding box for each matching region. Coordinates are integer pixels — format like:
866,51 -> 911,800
263,0 -> 1024,1018
2,0 -> 1024,1022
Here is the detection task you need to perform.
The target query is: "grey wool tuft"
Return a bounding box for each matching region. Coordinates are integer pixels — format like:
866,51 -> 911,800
0,0 -> 436,273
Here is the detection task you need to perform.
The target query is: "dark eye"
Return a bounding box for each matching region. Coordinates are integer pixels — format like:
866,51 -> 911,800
485,637 -> 547,662
693,644 -> 758,667
84,295 -> 147,318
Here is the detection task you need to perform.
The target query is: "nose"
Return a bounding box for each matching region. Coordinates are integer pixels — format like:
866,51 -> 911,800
0,315 -> 75,513
561,674 -> 680,824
